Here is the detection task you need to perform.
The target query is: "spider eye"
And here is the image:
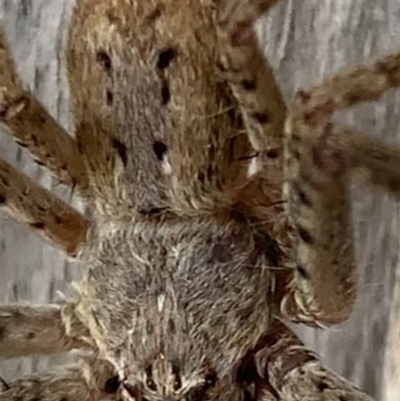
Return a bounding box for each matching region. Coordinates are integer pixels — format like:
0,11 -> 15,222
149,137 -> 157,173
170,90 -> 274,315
204,373 -> 216,389
145,365 -> 157,391
146,378 -> 157,391
187,372 -> 217,401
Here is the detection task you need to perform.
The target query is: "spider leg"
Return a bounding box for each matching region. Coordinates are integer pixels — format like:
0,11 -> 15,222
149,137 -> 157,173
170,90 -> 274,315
0,303 -> 89,359
320,125 -> 400,200
280,50 -> 400,325
0,358 -> 117,401
217,0 -> 292,251
280,119 -> 356,326
218,3 -> 400,325
0,28 -> 88,193
286,48 -> 400,212
0,158 -> 90,255
218,0 -> 286,153
293,51 -> 400,123
253,320 -> 375,401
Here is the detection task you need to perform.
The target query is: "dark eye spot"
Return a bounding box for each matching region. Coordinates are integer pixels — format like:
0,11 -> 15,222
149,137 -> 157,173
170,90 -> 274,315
0,194 -> 5,204
147,379 -> 156,391
157,48 -> 176,69
204,373 -> 217,389
96,50 -> 112,72
152,140 -> 167,160
104,376 -> 120,394
189,372 -> 217,401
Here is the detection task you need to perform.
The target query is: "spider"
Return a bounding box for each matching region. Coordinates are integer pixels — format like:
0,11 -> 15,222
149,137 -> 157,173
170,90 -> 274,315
0,0 -> 399,400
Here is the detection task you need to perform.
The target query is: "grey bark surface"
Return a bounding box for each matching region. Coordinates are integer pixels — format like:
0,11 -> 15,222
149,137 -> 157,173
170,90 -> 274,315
0,1 -> 399,400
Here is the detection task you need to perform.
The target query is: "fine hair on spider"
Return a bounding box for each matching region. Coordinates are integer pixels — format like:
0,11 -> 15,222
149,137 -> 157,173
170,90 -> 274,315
1,1 -> 400,401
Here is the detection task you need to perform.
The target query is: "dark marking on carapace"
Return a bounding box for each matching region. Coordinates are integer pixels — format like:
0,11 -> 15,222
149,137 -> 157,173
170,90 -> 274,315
297,226 -> 314,245
254,231 -> 282,268
198,172 -> 205,184
161,84 -> 171,105
265,148 -> 279,159
106,90 -> 114,106
157,48 -> 176,69
168,318 -> 176,334
96,50 -> 112,73
251,111 -> 270,124
152,140 -> 167,160
112,138 -> 128,167
15,140 -> 28,148
0,376 -> 10,391
292,182 -> 312,208
296,265 -> 310,280
317,381 -> 329,392
54,215 -> 63,225
145,6 -> 164,24
34,159 -> 45,167
241,79 -> 256,91
146,320 -> 154,335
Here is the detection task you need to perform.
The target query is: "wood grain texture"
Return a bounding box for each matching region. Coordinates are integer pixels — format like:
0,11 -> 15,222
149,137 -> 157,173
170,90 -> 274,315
0,1 -> 399,400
